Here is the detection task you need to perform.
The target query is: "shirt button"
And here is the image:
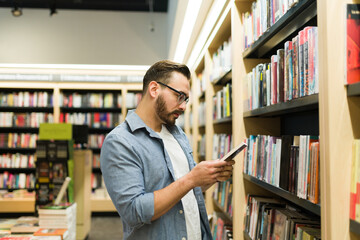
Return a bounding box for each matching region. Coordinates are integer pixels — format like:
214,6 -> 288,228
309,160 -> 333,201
179,210 -> 183,214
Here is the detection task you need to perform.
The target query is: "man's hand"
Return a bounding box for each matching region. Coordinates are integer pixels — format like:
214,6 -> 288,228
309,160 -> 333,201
187,159 -> 235,189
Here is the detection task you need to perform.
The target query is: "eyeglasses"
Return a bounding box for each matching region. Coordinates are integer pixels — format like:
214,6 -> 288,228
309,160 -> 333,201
157,81 -> 189,105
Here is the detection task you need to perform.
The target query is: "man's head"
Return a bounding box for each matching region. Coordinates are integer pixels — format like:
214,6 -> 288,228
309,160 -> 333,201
142,60 -> 191,95
142,60 -> 191,126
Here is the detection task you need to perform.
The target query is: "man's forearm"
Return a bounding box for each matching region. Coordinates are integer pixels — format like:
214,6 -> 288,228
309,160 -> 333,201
151,174 -> 195,221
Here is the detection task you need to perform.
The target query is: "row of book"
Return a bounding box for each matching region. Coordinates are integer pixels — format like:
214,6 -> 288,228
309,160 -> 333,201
0,91 -> 53,107
350,139 -> 360,223
59,112 -> 122,128
195,72 -> 206,98
88,134 -> 106,148
211,211 -> 233,240
0,172 -> 35,189
92,154 -> 100,168
198,102 -> 206,126
243,26 -> 318,111
211,36 -> 232,82
0,133 -> 38,148
243,0 -> 299,49
212,134 -> 233,160
213,179 -> 233,217
0,112 -> 54,127
0,153 -> 35,168
243,135 -> 320,204
245,195 -> 320,240
197,134 -> 206,160
213,83 -> 232,120
60,92 -> 121,108
60,92 -> 142,109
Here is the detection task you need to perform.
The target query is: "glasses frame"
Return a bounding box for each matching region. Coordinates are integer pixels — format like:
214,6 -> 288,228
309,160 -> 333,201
156,81 -> 189,105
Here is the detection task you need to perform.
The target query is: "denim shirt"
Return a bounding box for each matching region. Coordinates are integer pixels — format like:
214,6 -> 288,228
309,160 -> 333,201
100,111 -> 212,240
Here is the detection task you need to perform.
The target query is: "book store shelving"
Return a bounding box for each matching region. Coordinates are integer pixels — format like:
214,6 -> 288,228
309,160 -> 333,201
184,0 -> 360,239
0,71 -> 143,213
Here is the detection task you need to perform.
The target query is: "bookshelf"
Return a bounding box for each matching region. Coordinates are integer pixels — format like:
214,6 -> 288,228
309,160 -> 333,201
0,70 -> 143,213
235,0 -> 321,238
185,0 -> 335,239
184,0 -> 360,239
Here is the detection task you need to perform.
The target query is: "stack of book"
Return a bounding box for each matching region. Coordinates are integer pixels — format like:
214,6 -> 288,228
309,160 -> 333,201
37,203 -> 77,240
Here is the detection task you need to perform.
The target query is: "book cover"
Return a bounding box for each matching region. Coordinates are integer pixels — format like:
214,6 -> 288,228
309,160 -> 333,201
346,4 -> 360,84
33,228 -> 68,240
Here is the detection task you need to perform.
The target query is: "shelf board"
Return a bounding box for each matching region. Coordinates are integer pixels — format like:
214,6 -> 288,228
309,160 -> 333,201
243,174 -> 320,216
89,148 -> 101,153
1,188 -> 35,191
213,116 -> 232,124
0,106 -> 53,113
243,94 -> 318,118
0,197 -> 35,213
0,168 -> 36,173
60,107 -> 121,113
91,198 -> 117,212
89,127 -> 114,134
0,127 -> 39,133
0,148 -> 36,153
212,198 -> 232,222
347,82 -> 360,97
243,0 -> 317,58
350,219 -> 360,235
243,231 -> 252,240
92,167 -> 102,173
212,69 -> 232,86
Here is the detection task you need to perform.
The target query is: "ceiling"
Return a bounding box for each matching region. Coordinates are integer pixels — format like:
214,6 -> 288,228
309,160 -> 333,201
0,0 -> 168,12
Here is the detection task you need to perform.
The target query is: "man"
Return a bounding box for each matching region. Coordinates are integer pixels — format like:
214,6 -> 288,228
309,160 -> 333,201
100,60 -> 234,240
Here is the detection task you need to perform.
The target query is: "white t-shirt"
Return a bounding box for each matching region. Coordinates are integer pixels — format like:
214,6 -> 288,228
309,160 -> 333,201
157,125 -> 201,240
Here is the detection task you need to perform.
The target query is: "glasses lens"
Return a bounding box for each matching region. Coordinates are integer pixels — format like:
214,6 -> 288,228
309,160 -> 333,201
178,94 -> 186,104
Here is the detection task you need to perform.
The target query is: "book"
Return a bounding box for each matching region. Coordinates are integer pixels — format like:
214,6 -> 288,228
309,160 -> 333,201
345,4 -> 360,84
33,228 -> 68,240
0,219 -> 18,230
220,142 -> 247,162
10,217 -> 39,233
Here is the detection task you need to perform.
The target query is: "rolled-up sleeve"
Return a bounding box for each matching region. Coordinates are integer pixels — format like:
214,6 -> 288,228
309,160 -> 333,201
100,133 -> 154,229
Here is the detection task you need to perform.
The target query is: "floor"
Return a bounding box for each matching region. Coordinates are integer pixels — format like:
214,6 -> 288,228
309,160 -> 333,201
88,215 -> 123,240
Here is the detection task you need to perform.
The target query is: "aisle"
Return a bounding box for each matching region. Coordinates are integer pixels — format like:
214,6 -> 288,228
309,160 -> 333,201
88,216 -> 123,240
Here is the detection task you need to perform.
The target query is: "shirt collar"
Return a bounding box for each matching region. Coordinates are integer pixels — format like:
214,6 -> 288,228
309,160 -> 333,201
125,110 -> 180,136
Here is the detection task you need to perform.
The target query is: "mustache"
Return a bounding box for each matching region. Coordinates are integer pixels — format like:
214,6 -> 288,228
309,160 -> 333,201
171,110 -> 184,115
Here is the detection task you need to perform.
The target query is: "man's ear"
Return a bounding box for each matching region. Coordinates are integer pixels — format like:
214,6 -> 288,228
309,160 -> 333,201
148,81 -> 160,99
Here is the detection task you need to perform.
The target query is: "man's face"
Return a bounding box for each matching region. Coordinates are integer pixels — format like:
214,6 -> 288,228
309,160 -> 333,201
155,72 -> 190,126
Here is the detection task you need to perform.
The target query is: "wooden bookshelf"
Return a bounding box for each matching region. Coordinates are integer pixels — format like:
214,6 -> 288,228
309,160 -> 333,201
0,68 -> 143,214
0,198 -> 35,213
243,174 -> 321,216
90,198 -> 116,212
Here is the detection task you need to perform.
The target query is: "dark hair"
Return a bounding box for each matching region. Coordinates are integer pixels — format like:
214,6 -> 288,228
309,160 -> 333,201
142,60 -> 191,95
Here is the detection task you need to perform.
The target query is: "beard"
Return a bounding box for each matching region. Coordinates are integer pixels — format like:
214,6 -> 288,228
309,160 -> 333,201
155,94 -> 182,126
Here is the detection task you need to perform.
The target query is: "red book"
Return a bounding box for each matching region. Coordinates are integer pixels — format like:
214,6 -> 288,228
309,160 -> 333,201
346,4 -> 360,84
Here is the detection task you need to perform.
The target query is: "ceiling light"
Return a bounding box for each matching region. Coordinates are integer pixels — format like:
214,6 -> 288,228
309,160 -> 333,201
187,0 -> 230,68
11,6 -> 22,17
173,0 -> 203,63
